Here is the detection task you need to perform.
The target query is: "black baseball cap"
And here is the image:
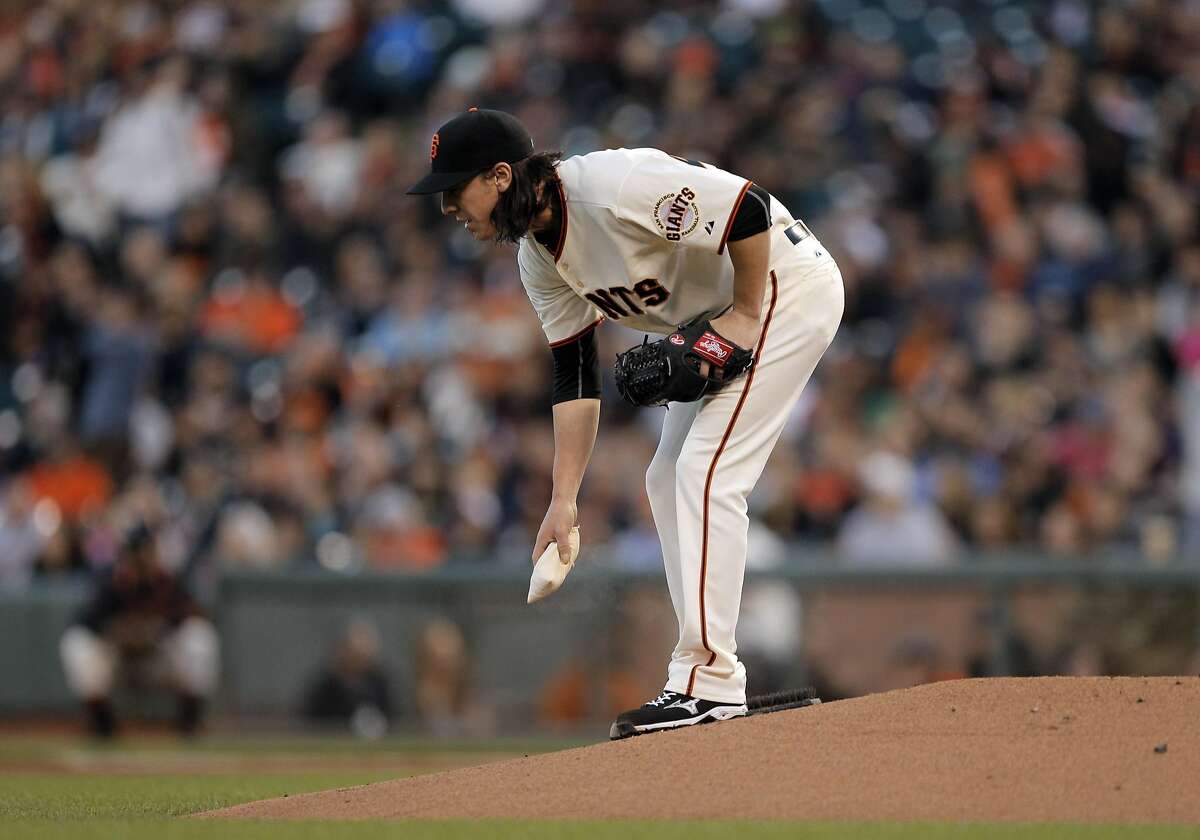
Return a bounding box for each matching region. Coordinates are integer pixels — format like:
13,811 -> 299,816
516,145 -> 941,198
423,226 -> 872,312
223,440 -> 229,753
406,108 -> 535,195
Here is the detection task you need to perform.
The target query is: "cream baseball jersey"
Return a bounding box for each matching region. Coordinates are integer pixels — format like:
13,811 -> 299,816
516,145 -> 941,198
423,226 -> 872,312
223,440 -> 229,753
517,148 -> 793,345
409,110 -> 845,736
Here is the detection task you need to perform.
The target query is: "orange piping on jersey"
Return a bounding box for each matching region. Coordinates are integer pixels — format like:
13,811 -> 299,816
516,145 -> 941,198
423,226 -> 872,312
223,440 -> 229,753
553,180 -> 569,263
686,269 -> 779,698
548,317 -> 604,348
716,180 -> 753,256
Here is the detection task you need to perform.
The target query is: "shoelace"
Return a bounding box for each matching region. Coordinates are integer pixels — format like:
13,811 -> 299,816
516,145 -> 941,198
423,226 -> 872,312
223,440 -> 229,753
646,691 -> 677,707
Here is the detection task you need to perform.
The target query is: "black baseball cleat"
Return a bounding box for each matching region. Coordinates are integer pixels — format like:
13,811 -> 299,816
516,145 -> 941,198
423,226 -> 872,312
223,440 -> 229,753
609,690 -> 747,740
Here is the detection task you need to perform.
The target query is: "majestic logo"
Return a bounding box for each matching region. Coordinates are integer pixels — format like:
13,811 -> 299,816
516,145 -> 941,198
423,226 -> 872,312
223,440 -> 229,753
665,697 -> 701,714
704,220 -> 715,235
430,133 -> 440,161
653,187 -> 700,241
692,331 -> 733,367
668,333 -> 686,346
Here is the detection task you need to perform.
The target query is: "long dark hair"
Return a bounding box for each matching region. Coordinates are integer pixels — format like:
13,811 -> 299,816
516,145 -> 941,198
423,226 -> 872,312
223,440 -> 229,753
490,151 -> 563,244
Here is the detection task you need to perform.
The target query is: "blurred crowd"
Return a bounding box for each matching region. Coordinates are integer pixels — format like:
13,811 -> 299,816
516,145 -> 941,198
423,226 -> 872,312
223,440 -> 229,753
1,0 -> 1199,589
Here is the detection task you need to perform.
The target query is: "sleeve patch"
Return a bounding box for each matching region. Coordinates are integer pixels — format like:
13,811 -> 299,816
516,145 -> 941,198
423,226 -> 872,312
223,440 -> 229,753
653,187 -> 700,241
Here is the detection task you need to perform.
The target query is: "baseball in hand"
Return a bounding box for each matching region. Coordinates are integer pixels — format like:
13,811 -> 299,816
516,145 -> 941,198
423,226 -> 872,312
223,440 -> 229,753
527,526 -> 582,604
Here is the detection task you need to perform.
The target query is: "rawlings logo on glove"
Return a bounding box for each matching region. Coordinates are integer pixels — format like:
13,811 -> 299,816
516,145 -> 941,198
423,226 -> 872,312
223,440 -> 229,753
614,319 -> 754,407
693,332 -> 733,366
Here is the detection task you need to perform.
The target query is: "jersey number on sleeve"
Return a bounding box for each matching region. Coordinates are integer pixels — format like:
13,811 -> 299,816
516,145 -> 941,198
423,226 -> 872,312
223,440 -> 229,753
585,278 -> 670,320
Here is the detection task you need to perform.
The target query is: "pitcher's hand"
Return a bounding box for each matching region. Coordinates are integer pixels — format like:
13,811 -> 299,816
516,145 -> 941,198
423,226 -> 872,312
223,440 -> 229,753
533,498 -> 578,565
700,309 -> 759,378
709,309 -> 760,351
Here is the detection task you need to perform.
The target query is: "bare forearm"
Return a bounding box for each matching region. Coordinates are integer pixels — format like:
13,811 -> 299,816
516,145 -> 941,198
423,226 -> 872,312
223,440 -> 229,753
551,398 -> 600,502
727,230 -> 769,320
712,231 -> 770,349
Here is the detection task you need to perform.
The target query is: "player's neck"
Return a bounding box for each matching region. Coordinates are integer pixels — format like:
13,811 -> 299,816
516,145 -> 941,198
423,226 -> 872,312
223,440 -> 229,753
527,179 -> 559,235
529,205 -> 554,233
528,197 -> 554,235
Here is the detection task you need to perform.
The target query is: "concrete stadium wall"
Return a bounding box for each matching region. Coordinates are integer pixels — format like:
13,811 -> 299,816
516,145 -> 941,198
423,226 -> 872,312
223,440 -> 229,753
2,562 -> 1198,725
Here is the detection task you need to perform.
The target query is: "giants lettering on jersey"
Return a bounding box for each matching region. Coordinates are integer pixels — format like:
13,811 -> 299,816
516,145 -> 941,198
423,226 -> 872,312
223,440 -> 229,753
584,278 -> 671,320
653,187 -> 700,241
518,149 -> 758,343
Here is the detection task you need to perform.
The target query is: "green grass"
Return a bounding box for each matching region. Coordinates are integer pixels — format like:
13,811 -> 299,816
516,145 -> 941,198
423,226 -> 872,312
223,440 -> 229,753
0,773 -> 397,820
0,737 -> 1195,840
0,732 -> 589,758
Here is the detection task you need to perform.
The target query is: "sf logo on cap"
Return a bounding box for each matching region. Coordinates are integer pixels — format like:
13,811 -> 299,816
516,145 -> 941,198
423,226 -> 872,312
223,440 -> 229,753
430,133 -> 440,161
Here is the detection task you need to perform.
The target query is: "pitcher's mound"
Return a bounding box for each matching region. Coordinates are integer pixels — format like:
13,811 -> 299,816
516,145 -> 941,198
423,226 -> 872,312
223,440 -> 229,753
200,677 -> 1200,823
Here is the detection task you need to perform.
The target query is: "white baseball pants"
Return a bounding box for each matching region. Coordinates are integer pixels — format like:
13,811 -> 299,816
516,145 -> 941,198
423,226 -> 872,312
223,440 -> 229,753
60,617 -> 220,700
645,234 -> 843,703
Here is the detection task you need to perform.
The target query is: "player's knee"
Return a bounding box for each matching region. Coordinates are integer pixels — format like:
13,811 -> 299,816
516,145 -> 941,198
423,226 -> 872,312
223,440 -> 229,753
177,617 -> 218,657
645,455 -> 675,506
60,626 -> 116,700
672,448 -> 711,491
168,617 -> 220,697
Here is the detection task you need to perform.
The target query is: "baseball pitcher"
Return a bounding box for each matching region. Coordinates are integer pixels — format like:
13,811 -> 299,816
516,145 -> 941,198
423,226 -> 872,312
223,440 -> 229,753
408,109 -> 843,738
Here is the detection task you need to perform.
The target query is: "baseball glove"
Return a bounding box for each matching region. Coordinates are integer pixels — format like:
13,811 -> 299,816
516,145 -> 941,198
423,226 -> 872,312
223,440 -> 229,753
614,319 -> 754,407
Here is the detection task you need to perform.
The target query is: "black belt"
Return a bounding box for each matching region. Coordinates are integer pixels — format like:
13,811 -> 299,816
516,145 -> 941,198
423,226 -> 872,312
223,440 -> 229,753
783,219 -> 813,245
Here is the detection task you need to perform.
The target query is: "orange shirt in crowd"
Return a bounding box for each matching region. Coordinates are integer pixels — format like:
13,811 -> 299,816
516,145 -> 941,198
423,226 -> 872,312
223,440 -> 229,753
363,526 -> 447,571
24,457 -> 114,520
201,287 -> 301,355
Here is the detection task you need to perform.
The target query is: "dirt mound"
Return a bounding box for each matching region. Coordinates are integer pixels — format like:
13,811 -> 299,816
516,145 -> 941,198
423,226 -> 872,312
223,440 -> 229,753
200,677 -> 1200,823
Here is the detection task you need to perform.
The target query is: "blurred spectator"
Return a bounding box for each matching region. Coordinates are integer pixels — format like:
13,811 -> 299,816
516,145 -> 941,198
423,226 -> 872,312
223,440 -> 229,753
39,127 -> 116,247
23,441 -> 113,523
538,656 -> 640,731
1054,641 -> 1108,677
92,56 -> 224,221
303,617 -> 395,738
213,500 -> 294,570
0,0 -> 1196,575
539,588 -> 667,728
0,480 -> 44,588
79,284 -> 154,468
413,617 -> 489,735
964,607 -> 1038,679
737,582 -> 805,696
279,111 -> 362,216
838,451 -> 959,567
58,524 -> 219,737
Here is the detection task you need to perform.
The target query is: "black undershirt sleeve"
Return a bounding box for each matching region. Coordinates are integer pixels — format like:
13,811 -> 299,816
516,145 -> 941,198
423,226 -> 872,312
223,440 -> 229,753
551,327 -> 602,404
727,182 -> 771,242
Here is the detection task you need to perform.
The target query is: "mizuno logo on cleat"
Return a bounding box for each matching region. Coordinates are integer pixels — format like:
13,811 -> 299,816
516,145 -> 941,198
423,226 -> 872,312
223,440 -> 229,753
665,698 -> 700,714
